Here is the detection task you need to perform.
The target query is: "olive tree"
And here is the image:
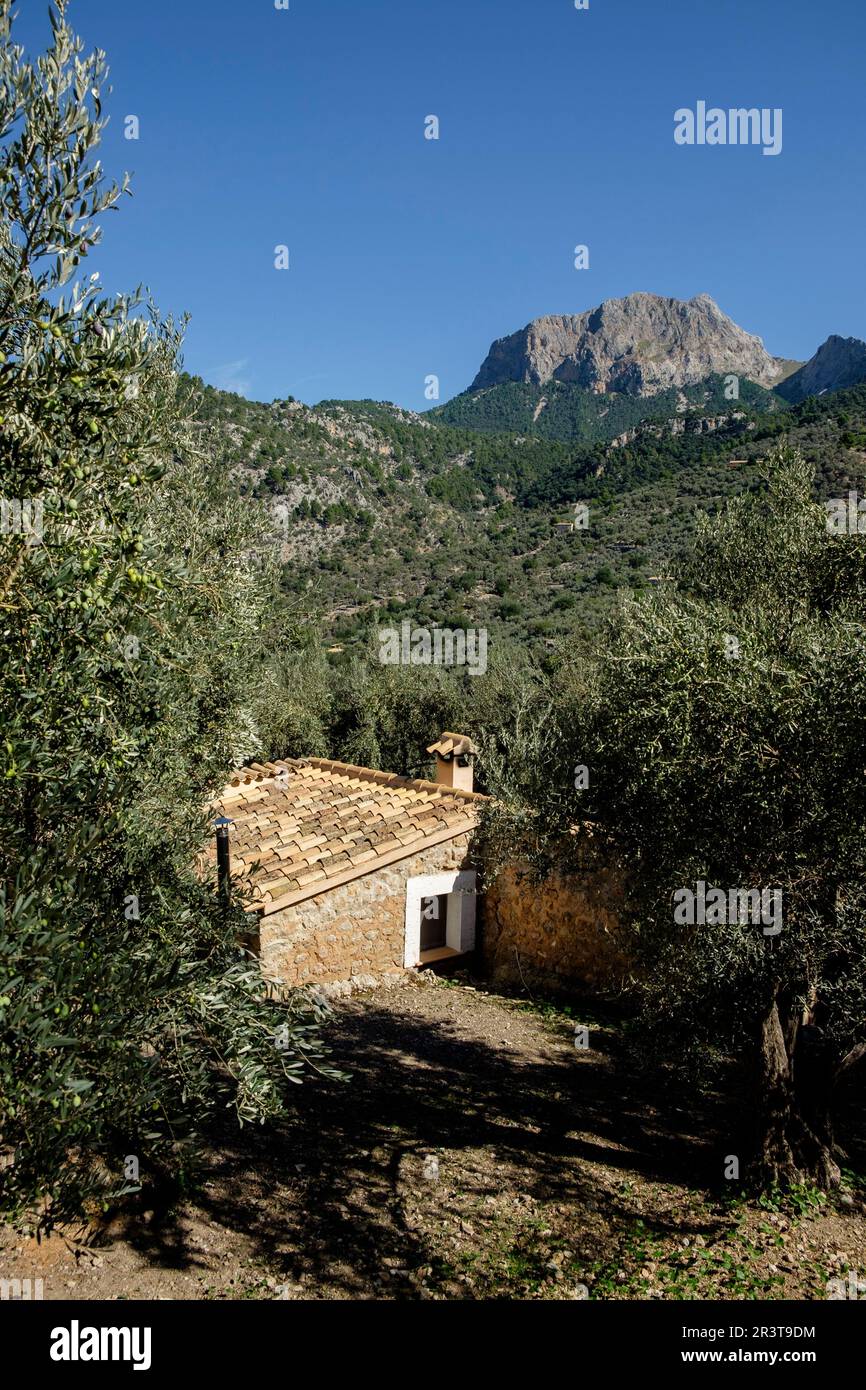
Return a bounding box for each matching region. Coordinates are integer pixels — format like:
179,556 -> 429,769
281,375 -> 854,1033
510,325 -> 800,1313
494,449 -> 866,1189
0,0 -> 341,1226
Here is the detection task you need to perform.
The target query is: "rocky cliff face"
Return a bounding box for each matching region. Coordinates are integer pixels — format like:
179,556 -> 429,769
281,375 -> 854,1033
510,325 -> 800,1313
470,292 -> 787,397
775,334 -> 866,404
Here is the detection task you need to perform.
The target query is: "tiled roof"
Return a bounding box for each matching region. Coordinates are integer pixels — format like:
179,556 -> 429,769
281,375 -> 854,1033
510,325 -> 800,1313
207,758 -> 485,915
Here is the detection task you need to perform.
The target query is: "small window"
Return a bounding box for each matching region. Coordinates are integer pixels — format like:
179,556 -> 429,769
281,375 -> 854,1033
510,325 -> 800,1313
404,870 -> 477,968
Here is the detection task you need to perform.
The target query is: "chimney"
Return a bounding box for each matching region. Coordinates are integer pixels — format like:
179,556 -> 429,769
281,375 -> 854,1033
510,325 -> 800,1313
426,732 -> 475,793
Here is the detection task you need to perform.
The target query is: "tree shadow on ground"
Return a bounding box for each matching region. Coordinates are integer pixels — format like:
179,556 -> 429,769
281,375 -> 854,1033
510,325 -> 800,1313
112,984 -> 749,1296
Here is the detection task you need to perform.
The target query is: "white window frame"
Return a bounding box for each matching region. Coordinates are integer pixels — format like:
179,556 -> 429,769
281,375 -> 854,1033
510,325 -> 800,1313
404,869 -> 477,967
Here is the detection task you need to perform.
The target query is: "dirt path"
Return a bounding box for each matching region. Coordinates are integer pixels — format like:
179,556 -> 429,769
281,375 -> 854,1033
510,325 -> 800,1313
2,974 -> 864,1300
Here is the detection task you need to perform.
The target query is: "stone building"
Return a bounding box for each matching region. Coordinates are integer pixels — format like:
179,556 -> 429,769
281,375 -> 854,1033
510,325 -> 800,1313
208,732 -> 627,998
210,734 -> 484,995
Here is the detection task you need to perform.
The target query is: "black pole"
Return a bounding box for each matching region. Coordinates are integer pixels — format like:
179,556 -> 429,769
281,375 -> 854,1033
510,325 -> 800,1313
215,816 -> 232,905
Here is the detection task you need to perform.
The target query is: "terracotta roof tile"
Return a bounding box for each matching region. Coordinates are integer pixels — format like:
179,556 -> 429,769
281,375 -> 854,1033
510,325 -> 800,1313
294,867 -> 327,889
350,848 -> 379,867
207,756 -> 485,914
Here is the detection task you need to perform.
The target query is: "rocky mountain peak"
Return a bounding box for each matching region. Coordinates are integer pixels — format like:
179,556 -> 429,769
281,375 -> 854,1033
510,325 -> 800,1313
469,292 -> 787,397
776,334 -> 866,403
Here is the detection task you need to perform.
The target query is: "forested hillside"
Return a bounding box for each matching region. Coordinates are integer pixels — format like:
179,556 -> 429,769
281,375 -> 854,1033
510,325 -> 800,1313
429,373 -> 785,441
188,374 -> 866,661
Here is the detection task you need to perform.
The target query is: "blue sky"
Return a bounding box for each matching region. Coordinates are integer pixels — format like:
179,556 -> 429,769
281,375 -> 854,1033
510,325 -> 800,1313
16,0 -> 866,408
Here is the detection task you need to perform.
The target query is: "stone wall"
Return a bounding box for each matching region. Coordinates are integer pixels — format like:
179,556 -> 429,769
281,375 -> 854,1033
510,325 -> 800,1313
259,832 -> 474,995
480,861 -> 630,997
254,831 -> 630,1000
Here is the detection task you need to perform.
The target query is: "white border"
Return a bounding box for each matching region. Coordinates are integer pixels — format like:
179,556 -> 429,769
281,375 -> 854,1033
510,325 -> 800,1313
403,869 -> 477,967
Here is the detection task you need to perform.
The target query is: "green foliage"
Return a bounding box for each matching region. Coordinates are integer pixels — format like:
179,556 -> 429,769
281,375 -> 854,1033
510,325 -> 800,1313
252,633 -> 543,800
0,1 -> 340,1227
485,447 -> 866,1184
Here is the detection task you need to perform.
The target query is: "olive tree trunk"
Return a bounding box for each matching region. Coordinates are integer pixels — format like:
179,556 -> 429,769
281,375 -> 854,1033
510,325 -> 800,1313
755,993 -> 840,1189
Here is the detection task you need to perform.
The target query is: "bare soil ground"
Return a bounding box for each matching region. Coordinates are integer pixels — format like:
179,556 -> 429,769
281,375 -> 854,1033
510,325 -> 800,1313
2,972 -> 865,1301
